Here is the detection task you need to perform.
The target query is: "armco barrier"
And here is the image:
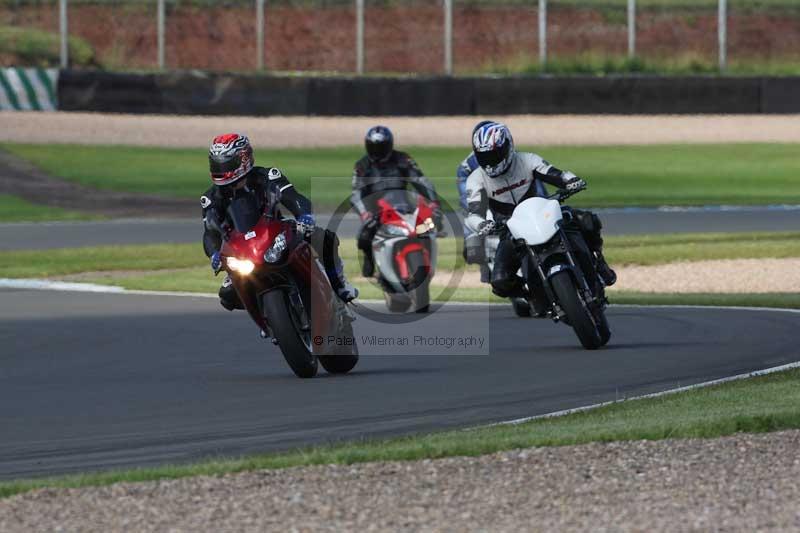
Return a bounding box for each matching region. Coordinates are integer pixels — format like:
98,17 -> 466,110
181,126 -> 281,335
57,71 -> 800,116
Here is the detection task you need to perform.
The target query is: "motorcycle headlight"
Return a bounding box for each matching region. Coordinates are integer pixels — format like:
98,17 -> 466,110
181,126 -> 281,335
415,217 -> 435,235
227,257 -> 255,275
384,224 -> 409,236
264,232 -> 288,263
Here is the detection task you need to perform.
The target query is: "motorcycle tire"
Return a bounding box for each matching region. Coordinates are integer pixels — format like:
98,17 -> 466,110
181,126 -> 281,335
413,279 -> 431,313
263,289 -> 318,378
511,297 -> 532,317
319,321 -> 359,374
549,271 -> 602,350
385,291 -> 412,313
595,308 -> 612,347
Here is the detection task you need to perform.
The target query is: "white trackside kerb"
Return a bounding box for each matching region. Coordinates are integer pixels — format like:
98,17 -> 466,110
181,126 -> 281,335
507,197 -> 562,245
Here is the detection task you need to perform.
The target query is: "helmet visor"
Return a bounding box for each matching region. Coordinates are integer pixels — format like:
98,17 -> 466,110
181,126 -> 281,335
366,141 -> 392,162
474,142 -> 510,172
209,154 -> 241,179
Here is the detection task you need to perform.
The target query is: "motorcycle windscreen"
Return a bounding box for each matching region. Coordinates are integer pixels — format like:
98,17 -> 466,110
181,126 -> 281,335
381,189 -> 414,214
226,193 -> 262,233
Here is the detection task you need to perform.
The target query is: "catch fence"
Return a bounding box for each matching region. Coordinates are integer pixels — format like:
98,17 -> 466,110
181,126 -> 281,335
1,0 -> 798,74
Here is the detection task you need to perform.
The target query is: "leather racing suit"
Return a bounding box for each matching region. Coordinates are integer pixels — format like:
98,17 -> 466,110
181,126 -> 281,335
464,152 -> 607,305
202,166 -> 349,310
350,150 -> 439,277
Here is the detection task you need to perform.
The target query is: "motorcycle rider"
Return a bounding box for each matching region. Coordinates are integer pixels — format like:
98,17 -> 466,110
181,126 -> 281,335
464,122 -> 616,315
457,120 -> 498,283
351,125 -> 440,277
201,133 -> 358,311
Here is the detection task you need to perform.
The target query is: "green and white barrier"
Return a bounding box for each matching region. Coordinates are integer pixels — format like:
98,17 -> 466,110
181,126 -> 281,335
0,68 -> 58,111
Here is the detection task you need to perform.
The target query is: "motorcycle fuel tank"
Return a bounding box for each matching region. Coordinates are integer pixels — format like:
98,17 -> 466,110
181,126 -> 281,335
507,197 -> 563,245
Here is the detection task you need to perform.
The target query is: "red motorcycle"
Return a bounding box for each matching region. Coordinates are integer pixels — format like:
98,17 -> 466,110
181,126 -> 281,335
216,195 -> 358,378
371,194 -> 439,313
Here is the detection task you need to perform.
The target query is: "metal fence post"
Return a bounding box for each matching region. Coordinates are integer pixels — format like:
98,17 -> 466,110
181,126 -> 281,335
628,0 -> 636,59
256,0 -> 265,70
356,0 -> 364,74
538,0 -> 547,69
157,0 -> 165,69
718,0 -> 727,71
444,0 -> 453,75
59,0 -> 68,68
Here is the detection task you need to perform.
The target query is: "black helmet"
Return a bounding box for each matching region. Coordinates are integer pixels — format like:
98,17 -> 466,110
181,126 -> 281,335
365,125 -> 394,163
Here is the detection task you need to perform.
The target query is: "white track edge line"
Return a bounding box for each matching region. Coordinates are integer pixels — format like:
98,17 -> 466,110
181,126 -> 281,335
485,359 -> 800,428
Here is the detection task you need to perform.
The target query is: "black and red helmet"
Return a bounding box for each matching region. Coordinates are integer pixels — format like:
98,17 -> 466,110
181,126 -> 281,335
209,133 -> 254,186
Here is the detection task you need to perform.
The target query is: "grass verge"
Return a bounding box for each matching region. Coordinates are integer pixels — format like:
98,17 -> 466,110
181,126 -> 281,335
3,365 -> 800,500
0,195 -> 97,223
3,231 -> 798,279
3,143 -> 800,209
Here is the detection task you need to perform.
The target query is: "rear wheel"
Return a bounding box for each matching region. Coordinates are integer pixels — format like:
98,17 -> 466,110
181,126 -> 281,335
263,289 -> 318,378
511,297 -> 532,317
549,271 -> 602,350
318,320 -> 359,374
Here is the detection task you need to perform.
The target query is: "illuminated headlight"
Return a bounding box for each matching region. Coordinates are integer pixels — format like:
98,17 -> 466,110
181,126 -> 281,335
263,232 -> 288,263
415,217 -> 435,235
227,257 -> 255,275
384,225 -> 409,236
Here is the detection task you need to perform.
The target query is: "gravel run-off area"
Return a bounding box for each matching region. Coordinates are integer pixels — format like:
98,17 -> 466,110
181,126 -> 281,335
2,430 -> 800,532
3,112 -> 800,148
427,258 -> 800,293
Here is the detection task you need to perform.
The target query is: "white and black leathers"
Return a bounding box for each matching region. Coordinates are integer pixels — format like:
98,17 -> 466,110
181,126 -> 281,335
464,152 -> 578,233
463,152 -> 600,301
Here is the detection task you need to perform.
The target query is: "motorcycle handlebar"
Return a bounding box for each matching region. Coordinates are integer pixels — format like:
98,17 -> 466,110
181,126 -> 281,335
547,186 -> 585,203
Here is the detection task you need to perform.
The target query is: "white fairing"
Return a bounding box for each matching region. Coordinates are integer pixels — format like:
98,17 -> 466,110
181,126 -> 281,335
507,197 -> 562,245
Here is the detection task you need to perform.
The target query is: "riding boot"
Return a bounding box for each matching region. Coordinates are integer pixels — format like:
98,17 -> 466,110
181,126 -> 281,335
594,251 -> 617,287
361,250 -> 375,278
219,274 -> 244,311
327,260 -> 359,302
479,263 -> 492,284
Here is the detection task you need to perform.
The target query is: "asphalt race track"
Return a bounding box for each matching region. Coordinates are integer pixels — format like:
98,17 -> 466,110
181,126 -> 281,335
2,207 -> 799,250
2,288 -> 798,480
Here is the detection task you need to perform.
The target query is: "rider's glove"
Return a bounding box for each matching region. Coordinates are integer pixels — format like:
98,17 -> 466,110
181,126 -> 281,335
359,211 -> 374,222
477,220 -> 495,236
296,213 -> 316,235
210,251 -> 222,274
564,174 -> 587,192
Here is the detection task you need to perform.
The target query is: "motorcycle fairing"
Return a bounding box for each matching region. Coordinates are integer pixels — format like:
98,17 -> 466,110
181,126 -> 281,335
507,197 -> 563,245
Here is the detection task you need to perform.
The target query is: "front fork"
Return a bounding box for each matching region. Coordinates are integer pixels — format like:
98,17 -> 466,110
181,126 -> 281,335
522,229 -> 601,322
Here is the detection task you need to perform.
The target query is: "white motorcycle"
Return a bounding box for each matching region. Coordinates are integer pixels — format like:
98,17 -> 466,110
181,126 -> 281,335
483,187 -> 611,349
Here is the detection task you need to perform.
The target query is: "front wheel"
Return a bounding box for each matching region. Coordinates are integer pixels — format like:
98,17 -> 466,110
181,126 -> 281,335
318,320 -> 359,374
549,271 -> 602,350
263,289 -> 318,378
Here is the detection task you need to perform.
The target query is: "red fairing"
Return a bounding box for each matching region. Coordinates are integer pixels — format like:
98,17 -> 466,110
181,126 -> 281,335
377,198 -> 407,228
415,195 -> 435,226
394,242 -> 430,279
221,217 -> 288,265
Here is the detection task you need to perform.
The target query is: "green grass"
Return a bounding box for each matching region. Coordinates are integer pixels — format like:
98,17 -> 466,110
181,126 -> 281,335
0,195 -> 96,223
4,143 -> 800,209
494,54 -> 800,77
3,365 -> 800,499
0,26 -> 94,68
2,231 -> 798,279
